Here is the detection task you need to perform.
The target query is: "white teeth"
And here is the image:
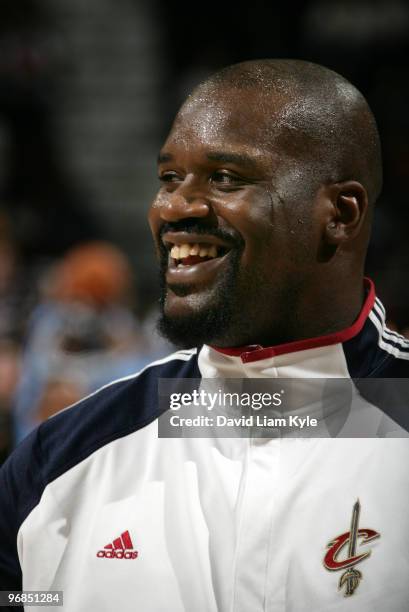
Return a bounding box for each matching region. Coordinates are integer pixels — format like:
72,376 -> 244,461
170,242 -> 220,261
179,244 -> 190,258
170,245 -> 180,259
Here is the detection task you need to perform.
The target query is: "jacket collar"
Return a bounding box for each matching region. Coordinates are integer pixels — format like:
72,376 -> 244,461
211,278 -> 375,365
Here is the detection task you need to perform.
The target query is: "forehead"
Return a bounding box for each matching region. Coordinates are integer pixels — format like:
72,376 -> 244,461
162,88 -> 287,161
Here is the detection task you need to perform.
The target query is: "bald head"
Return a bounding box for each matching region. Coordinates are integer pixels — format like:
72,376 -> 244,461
182,59 -> 382,205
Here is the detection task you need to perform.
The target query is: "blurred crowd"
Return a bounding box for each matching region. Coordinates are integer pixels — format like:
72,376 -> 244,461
0,0 -> 175,463
0,224 -> 172,464
1,0 -> 409,464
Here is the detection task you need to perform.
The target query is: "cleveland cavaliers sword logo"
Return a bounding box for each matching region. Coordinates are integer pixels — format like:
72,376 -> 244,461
323,500 -> 380,596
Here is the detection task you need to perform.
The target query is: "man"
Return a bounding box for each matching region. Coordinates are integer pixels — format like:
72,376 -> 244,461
1,59 -> 409,611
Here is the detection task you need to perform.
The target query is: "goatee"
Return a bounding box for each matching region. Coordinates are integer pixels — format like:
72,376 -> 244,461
157,249 -> 241,348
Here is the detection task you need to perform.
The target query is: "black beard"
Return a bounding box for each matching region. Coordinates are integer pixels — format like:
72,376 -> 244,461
157,249 -> 241,349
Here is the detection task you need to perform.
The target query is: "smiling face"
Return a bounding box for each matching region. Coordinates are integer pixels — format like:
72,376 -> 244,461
149,87 -> 322,348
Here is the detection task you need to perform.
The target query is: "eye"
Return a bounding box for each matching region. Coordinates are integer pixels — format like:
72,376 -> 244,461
210,170 -> 243,188
158,171 -> 183,183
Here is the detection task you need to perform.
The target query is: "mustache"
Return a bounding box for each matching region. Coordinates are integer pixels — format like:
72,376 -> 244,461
159,220 -> 244,250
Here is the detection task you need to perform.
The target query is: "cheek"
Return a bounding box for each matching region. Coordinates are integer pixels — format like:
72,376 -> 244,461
224,190 -> 277,265
231,189 -> 313,279
223,189 -> 274,237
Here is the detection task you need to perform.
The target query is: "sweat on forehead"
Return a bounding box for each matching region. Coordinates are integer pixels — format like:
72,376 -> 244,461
173,59 -> 383,204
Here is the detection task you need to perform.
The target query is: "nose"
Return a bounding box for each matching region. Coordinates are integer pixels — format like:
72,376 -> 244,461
155,181 -> 210,223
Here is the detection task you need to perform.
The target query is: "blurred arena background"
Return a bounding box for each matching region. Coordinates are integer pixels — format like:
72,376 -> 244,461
1,0 -> 409,463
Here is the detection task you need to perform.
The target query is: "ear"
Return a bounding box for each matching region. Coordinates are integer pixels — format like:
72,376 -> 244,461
323,181 -> 369,245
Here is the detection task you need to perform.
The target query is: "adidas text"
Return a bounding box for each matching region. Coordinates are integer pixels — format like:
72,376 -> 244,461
97,550 -> 138,559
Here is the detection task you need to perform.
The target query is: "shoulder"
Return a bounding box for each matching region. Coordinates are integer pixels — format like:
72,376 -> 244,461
344,297 -> 409,430
367,297 -> 409,376
0,349 -> 199,551
343,295 -> 409,377
19,348 -> 198,484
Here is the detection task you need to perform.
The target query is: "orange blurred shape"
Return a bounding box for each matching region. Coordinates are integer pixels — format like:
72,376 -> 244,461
0,341 -> 20,406
53,241 -> 133,308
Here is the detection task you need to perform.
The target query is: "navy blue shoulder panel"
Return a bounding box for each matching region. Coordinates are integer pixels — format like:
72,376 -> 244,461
0,352 -> 199,594
343,317 -> 409,431
0,427 -> 42,598
40,352 -> 199,485
343,317 -> 409,378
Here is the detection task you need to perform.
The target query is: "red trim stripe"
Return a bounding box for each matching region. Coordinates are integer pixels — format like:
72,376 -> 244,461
213,278 -> 375,364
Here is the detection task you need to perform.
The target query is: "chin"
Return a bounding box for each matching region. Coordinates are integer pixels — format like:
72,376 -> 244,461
157,248 -> 245,348
163,286 -> 214,317
157,315 -> 206,349
157,289 -> 232,348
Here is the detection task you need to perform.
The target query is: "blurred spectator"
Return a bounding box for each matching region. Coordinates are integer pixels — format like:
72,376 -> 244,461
0,339 -> 20,463
0,212 -> 37,341
0,212 -> 32,462
13,241 -> 159,443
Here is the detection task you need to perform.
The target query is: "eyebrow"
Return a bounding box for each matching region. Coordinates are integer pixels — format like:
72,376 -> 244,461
206,151 -> 259,169
157,151 -> 259,168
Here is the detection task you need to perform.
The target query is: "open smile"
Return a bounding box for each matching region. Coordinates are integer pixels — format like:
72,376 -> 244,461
162,231 -> 234,285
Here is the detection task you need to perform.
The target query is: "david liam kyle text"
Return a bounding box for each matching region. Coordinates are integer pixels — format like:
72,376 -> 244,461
169,414 -> 318,428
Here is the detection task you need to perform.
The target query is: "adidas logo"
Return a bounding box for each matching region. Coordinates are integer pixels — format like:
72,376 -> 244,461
96,530 -> 138,559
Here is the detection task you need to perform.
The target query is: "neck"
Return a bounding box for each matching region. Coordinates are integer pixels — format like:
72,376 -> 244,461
214,276 -> 367,349
285,280 -> 365,343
